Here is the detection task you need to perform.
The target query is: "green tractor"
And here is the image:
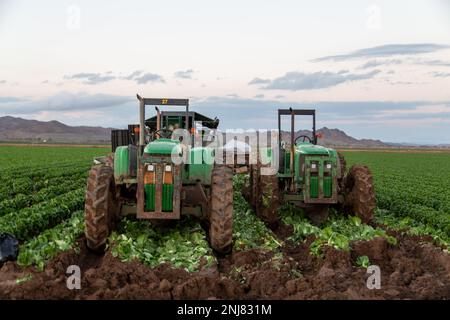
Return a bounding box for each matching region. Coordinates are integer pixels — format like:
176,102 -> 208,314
243,108 -> 376,226
84,95 -> 233,254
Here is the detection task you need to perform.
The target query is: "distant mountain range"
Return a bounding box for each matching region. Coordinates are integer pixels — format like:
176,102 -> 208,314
295,128 -> 387,148
0,116 -> 112,144
0,116 -> 448,148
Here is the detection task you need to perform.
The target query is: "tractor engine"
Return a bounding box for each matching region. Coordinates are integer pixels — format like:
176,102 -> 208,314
137,139 -> 182,219
281,146 -> 340,204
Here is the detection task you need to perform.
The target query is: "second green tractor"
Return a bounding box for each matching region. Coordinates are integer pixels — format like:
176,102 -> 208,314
243,108 -> 376,226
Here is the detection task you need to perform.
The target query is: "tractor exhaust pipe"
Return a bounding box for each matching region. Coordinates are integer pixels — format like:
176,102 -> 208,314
155,106 -> 161,139
137,94 -> 145,147
155,107 -> 161,131
290,108 -> 295,191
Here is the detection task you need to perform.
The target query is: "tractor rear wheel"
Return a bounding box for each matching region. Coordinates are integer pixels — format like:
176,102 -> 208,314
337,152 -> 346,190
256,169 -> 280,228
84,165 -> 119,252
343,165 -> 376,223
209,164 -> 233,254
243,164 -> 279,228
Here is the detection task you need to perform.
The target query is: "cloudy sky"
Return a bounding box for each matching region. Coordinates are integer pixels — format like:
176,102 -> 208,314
1,0 -> 450,143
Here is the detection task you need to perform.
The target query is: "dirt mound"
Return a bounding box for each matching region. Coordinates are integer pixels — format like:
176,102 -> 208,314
282,236 -> 450,300
0,241 -> 242,300
1,234 -> 449,300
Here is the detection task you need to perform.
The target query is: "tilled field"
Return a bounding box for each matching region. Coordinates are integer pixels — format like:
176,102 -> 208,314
1,229 -> 449,299
0,146 -> 449,300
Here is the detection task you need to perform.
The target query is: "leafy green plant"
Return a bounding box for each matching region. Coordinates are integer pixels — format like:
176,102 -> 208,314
0,176 -> 86,217
232,175 -> 281,251
15,273 -> 33,285
344,151 -> 450,249
17,211 -> 84,270
356,255 -> 370,268
280,204 -> 396,256
0,188 -> 85,241
109,217 -> 216,272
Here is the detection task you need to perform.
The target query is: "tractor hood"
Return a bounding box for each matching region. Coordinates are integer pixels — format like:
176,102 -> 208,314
295,143 -> 332,155
144,138 -> 182,155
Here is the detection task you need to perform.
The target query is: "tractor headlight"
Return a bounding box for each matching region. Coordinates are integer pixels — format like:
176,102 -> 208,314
311,163 -> 317,169
326,163 -> 332,169
147,164 -> 155,172
165,165 -> 172,172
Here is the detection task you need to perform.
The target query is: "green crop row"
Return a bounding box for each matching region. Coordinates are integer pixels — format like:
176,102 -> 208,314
0,188 -> 85,241
343,151 -> 450,247
0,145 -> 108,172
375,208 -> 449,248
0,160 -> 89,180
17,211 -> 85,270
233,175 -> 281,251
109,217 -> 216,272
280,204 -> 396,256
0,176 -> 87,217
0,165 -> 89,201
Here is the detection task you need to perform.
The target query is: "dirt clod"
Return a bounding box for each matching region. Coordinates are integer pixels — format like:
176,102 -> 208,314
1,232 -> 449,300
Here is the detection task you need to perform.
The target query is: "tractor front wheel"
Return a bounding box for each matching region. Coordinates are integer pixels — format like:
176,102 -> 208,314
209,165 -> 233,254
343,165 -> 376,223
84,165 -> 119,252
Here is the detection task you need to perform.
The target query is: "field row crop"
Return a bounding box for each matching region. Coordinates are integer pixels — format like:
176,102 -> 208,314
280,205 -> 396,256
0,160 -> 89,179
0,146 -> 108,171
17,211 -> 84,271
0,166 -> 89,201
343,151 -> 450,248
0,176 -> 87,217
0,188 -> 85,241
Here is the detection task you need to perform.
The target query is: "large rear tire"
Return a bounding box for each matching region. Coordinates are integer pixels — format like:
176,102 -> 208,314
84,165 -> 119,252
343,165 -> 376,223
209,165 -> 233,254
337,152 -> 346,191
243,164 -> 279,228
256,169 -> 280,228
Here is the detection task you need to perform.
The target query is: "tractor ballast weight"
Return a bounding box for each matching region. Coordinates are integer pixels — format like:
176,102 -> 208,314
244,108 -> 375,225
84,95 -> 233,254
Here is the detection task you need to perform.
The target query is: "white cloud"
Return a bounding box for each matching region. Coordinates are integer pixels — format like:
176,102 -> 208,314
377,104 -> 450,116
255,70 -> 381,91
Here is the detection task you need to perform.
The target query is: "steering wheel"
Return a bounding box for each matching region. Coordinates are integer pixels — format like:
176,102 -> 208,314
295,135 -> 312,144
153,128 -> 173,139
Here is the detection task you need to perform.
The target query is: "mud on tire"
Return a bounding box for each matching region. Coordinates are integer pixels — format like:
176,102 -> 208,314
84,165 -> 119,252
343,165 -> 376,223
209,165 -> 233,254
243,164 -> 280,228
337,152 -> 346,190
257,169 -> 280,227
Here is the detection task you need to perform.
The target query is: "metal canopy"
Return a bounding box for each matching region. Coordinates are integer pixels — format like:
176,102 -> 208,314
278,109 -> 315,116
137,94 -> 190,146
141,98 -> 189,107
145,111 -> 219,129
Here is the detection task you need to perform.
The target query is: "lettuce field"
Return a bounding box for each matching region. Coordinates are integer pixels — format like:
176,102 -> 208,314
0,145 -> 449,299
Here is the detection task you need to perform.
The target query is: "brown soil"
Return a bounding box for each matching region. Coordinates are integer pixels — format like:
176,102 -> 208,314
1,232 -> 449,300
